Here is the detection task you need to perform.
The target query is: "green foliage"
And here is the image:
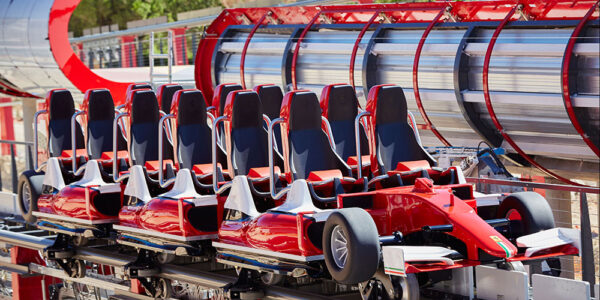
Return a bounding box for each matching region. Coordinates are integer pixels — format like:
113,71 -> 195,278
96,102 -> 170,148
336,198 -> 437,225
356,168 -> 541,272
69,0 -> 222,36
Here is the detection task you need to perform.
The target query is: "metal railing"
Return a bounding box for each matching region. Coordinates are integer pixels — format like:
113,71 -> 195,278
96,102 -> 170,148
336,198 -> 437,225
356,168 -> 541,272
0,140 -> 34,193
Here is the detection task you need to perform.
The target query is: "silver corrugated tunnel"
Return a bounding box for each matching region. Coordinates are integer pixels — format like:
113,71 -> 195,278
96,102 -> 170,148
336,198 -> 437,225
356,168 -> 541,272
199,2 -> 599,181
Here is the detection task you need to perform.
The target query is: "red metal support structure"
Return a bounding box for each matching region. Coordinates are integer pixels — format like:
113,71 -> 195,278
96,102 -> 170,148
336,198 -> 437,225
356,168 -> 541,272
171,28 -> 188,66
11,246 -> 52,299
482,3 -> 583,186
561,1 -> 599,157
120,36 -> 137,68
0,97 -> 15,155
240,12 -> 271,89
291,12 -> 322,90
349,11 -> 379,90
413,7 -> 452,146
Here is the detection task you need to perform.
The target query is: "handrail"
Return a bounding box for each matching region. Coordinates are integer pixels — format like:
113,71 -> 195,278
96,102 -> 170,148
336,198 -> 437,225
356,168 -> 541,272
269,118 -> 290,200
0,140 -> 33,146
112,112 -> 129,182
158,113 -> 176,187
466,177 -> 599,194
33,109 -> 48,172
354,111 -> 370,178
291,12 -> 321,90
481,3 -> 585,187
407,111 -> 422,146
349,11 -> 379,89
240,11 -> 271,89
320,116 -> 336,152
412,6 -> 452,146
561,1 -> 599,157
71,110 -> 85,174
212,116 -> 232,194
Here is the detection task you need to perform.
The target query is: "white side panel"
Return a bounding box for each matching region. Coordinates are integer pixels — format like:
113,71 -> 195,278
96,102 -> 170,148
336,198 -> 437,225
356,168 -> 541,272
431,267 -> 474,299
532,274 -> 590,300
475,265 -> 528,300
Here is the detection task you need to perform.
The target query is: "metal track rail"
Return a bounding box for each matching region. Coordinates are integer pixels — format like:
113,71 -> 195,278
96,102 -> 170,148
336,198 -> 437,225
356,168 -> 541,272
0,225 -> 334,299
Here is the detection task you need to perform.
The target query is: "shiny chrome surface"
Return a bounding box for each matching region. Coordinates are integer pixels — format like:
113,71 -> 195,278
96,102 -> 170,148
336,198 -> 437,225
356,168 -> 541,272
215,26 -> 599,163
0,0 -> 76,97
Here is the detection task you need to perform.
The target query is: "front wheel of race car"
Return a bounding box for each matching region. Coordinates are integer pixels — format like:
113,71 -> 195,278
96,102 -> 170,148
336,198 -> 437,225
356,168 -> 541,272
323,208 -> 380,284
18,170 -> 44,223
497,191 -> 555,239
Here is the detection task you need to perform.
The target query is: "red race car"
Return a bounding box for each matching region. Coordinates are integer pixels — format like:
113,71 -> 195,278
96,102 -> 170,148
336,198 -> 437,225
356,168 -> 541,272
212,85 -> 580,298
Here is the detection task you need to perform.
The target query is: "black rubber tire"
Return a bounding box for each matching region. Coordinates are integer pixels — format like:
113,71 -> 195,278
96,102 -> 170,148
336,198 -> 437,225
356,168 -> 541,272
17,170 -> 44,224
497,191 -> 555,239
323,207 -> 380,284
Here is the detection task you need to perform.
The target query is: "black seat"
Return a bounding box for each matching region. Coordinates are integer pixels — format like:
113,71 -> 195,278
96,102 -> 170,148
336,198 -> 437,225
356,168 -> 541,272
369,85 -> 436,174
85,89 -> 127,159
255,84 -> 284,152
212,83 -> 243,116
157,84 -> 182,160
126,83 -> 152,94
212,84 -> 242,148
228,91 -> 283,176
46,89 -> 84,157
157,84 -> 183,114
172,90 -> 227,170
128,90 -> 164,165
286,91 -> 351,180
321,84 -> 369,162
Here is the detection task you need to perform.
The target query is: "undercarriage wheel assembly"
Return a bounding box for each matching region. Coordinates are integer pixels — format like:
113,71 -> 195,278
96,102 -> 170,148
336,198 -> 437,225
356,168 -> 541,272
143,277 -> 172,299
497,191 -> 555,239
359,270 -> 419,300
72,259 -> 86,278
323,208 -> 380,284
260,272 -> 284,286
71,235 -> 88,247
17,170 -> 44,223
156,252 -> 176,265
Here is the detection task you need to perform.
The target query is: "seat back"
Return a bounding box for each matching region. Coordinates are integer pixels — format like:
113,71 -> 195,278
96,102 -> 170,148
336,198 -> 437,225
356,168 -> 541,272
82,89 -> 126,159
211,83 -> 242,151
45,89 -> 84,157
126,90 -> 162,166
366,85 -> 436,175
170,89 -> 213,169
157,84 -> 182,160
211,83 -> 243,117
126,83 -> 152,95
280,91 -> 350,180
157,84 -> 183,114
223,90 -> 271,177
320,84 -> 369,161
254,84 -> 284,151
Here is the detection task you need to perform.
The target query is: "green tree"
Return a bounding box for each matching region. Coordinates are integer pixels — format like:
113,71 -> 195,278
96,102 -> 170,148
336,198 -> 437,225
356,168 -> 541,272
69,0 -> 221,37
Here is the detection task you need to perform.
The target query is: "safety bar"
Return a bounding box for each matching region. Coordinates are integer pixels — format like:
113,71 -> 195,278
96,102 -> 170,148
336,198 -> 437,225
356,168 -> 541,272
262,114 -> 279,153
355,111 -> 370,178
407,111 -> 422,146
114,108 -> 128,143
33,109 -> 48,172
212,116 -> 232,194
269,118 -> 290,200
71,110 -> 85,174
321,116 -> 336,152
207,110 -> 215,125
115,104 -> 126,110
112,112 -> 129,182
159,111 -> 174,146
262,114 -> 271,130
158,113 -> 176,187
